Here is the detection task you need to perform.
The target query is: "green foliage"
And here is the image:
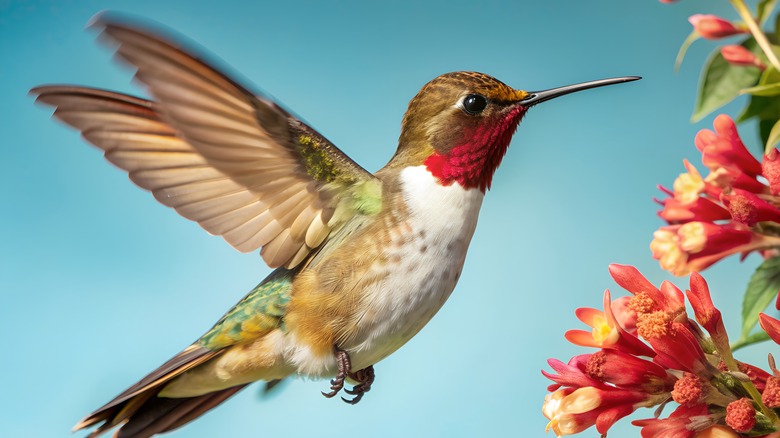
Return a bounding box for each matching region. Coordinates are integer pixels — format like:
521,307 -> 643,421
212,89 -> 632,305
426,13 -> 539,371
738,66 -> 780,150
731,331 -> 770,351
675,30 -> 701,72
692,39 -> 762,123
758,0 -> 778,25
738,257 -> 780,347
687,12 -> 780,154
765,118 -> 780,153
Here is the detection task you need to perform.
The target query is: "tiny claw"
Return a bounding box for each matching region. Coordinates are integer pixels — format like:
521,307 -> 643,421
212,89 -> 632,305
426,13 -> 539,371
341,393 -> 364,405
320,348 -> 376,404
321,347 -> 351,400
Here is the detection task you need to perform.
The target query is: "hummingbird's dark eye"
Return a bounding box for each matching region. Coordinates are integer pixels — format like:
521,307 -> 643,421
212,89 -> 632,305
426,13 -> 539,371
462,94 -> 488,115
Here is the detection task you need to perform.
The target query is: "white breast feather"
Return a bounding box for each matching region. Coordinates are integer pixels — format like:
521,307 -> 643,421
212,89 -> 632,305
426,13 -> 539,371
348,165 -> 484,369
286,165 -> 485,375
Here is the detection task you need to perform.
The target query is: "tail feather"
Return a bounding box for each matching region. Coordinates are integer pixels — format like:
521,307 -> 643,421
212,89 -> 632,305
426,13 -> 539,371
115,385 -> 246,438
74,345 -> 235,437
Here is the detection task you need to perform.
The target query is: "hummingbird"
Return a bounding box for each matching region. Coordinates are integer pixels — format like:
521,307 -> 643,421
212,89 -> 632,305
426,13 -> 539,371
32,13 -> 639,438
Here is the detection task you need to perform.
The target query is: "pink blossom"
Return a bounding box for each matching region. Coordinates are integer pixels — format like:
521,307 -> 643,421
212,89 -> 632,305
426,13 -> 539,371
689,14 -> 746,40
721,45 -> 765,69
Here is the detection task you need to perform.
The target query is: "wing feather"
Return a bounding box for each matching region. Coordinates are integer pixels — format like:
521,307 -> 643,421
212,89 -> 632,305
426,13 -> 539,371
32,15 -> 381,268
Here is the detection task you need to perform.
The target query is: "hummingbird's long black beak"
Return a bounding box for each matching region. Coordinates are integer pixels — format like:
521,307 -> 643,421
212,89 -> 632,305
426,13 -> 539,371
519,76 -> 641,106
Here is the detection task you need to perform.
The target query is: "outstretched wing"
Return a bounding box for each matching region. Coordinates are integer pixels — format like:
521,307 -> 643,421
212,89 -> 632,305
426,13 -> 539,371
32,14 -> 382,269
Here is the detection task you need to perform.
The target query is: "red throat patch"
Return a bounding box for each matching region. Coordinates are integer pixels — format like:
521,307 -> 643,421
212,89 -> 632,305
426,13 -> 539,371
424,106 -> 527,192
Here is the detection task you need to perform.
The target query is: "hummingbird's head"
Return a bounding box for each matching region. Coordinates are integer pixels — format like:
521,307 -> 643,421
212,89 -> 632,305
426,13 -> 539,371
391,71 -> 639,192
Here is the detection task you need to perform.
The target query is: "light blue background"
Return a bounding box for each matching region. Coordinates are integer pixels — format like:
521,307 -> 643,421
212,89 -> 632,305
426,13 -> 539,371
2,1 -> 775,436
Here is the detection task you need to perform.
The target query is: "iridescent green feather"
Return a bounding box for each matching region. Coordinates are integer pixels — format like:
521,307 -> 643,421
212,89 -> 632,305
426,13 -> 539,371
197,268 -> 293,350
290,123 -> 383,220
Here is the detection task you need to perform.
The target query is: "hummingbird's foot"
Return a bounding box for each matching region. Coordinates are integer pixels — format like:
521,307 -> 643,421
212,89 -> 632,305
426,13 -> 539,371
342,365 -> 375,405
321,347 -> 351,399
320,348 -> 374,404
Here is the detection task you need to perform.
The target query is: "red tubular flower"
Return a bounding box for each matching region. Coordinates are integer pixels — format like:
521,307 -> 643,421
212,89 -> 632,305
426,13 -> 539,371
695,115 -> 763,177
721,45 -> 765,69
543,355 -> 605,392
633,404 -> 710,438
609,264 -> 677,311
565,290 -> 656,357
707,165 -> 767,194
760,313 -> 780,345
610,296 -> 638,334
686,272 -> 727,343
546,265 -> 780,435
643,321 -> 710,375
658,196 -> 732,223
689,14 -> 747,39
585,349 -> 675,392
653,115 -> 780,276
650,222 -> 761,276
721,188 -> 780,226
543,386 -> 654,436
763,149 -> 780,196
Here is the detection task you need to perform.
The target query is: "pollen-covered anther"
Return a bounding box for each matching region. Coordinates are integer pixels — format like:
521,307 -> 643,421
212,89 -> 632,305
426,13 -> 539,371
585,350 -> 607,380
671,373 -> 705,406
763,148 -> 780,195
628,292 -> 655,315
636,310 -> 674,340
721,188 -> 780,226
762,376 -> 780,408
725,397 -> 756,433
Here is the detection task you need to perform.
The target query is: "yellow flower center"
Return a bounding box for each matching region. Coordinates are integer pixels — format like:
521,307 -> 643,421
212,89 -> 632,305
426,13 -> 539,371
705,167 -> 732,189
651,230 -> 690,275
674,170 -> 705,204
591,313 -> 618,345
678,222 -> 708,253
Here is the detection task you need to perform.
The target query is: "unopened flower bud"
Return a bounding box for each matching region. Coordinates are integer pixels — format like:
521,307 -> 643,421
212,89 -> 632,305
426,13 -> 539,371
689,15 -> 746,40
721,45 -> 765,69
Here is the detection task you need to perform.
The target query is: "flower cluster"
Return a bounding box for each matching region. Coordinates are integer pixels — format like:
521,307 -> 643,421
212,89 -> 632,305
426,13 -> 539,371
688,14 -> 746,40
651,115 -> 780,276
543,264 -> 780,437
667,6 -> 766,69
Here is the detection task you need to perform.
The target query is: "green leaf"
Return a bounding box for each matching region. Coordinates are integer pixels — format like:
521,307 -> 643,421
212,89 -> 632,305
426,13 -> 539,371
738,67 -> 780,152
740,257 -> 780,341
776,12 -> 780,41
767,118 -> 780,153
762,118 -> 779,147
675,30 -> 701,72
758,0 -> 778,25
759,65 -> 780,85
737,93 -> 780,122
692,39 -> 763,122
740,83 -> 780,96
732,331 -> 771,352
